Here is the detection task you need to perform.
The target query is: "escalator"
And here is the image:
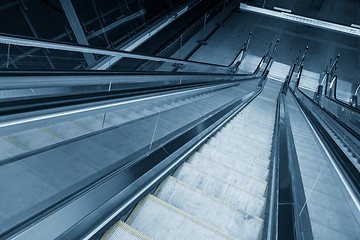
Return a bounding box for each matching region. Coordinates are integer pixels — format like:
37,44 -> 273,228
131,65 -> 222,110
1,17 -> 359,239
0,65 -> 268,239
1,57 -> 359,239
286,93 -> 360,239
101,78 -> 281,240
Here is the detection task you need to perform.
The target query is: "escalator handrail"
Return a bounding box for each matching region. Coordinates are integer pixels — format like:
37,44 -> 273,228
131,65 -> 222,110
0,66 -> 266,117
322,93 -> 360,115
291,68 -> 360,205
317,54 -> 360,112
290,86 -> 360,207
0,32 -> 246,72
266,60 -> 314,240
0,71 -> 269,240
295,68 -> 360,140
0,68 -> 262,88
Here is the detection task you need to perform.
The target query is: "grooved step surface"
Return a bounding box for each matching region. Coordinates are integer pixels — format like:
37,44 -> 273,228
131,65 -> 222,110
197,147 -> 269,180
126,195 -> 235,240
103,79 -> 282,240
155,176 -> 263,240
101,221 -> 151,240
187,153 -> 268,197
174,163 -> 267,218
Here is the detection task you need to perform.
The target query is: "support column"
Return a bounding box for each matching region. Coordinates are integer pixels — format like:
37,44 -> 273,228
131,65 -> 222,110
60,0 -> 95,67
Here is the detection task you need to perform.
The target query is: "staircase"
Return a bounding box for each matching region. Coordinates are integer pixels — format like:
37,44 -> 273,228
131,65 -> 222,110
101,79 -> 281,240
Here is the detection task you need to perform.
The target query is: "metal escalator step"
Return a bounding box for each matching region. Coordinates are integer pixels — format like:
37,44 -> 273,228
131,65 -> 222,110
174,163 -> 266,218
196,148 -> 269,180
232,109 -> 275,120
126,195 -> 235,240
212,130 -> 272,151
208,135 -> 271,158
220,124 -> 274,138
230,114 -> 275,125
101,221 -> 152,240
200,143 -> 270,170
219,127 -> 273,142
206,138 -> 271,162
155,176 -> 264,240
187,152 -> 268,197
215,132 -> 273,152
221,122 -> 273,132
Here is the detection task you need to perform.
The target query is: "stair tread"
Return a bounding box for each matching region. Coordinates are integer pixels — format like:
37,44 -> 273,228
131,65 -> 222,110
127,195 -> 235,240
208,136 -> 272,157
200,143 -> 270,170
188,153 -> 268,196
155,176 -> 263,240
101,221 -> 152,240
195,148 -> 269,180
205,140 -> 271,163
174,163 -> 266,218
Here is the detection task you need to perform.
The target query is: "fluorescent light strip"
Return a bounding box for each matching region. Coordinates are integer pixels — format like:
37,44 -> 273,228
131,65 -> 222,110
274,6 -> 292,13
240,3 -> 360,37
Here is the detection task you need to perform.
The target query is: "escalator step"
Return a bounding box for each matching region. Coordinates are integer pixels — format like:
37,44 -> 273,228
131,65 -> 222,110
174,163 -> 266,218
187,152 -> 268,197
155,176 -> 264,240
101,221 -> 151,240
126,195 -> 235,240
199,143 -> 270,170
194,149 -> 269,180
